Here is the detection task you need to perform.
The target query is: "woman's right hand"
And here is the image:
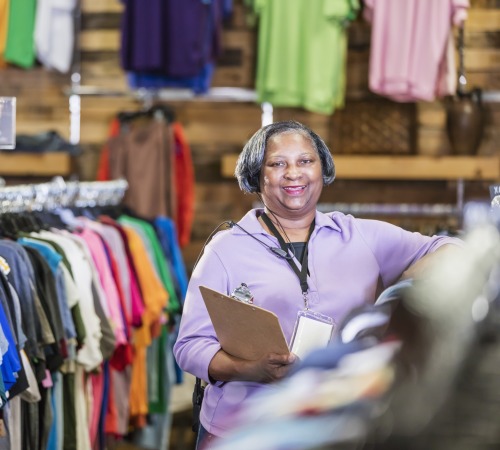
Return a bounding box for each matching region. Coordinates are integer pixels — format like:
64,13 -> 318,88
208,350 -> 297,384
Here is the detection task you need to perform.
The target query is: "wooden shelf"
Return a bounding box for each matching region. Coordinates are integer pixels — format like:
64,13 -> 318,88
221,154 -> 500,181
0,152 -> 72,177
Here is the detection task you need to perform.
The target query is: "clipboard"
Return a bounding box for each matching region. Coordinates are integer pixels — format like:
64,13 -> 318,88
199,285 -> 289,361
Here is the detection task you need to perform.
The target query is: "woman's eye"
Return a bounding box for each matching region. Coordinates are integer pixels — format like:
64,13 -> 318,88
270,161 -> 284,167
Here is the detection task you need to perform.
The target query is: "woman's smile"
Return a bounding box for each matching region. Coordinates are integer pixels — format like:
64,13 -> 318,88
282,185 -> 307,195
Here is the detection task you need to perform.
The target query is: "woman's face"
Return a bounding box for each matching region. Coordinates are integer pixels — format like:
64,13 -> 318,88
259,132 -> 323,219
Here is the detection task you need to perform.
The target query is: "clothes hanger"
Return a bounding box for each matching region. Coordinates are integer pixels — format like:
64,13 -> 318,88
117,102 -> 175,124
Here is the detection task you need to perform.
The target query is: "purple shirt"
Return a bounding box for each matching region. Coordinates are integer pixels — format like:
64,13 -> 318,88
120,0 -> 222,77
173,209 -> 460,436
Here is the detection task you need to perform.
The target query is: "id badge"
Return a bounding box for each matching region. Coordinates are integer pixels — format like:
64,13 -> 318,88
290,310 -> 334,359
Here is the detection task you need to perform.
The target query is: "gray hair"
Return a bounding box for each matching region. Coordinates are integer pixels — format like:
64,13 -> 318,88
235,120 -> 335,193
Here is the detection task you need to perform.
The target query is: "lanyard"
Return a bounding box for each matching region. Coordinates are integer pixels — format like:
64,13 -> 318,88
261,213 -> 315,308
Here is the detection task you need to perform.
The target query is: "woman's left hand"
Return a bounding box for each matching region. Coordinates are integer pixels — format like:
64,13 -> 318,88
246,352 -> 298,383
208,349 -> 297,383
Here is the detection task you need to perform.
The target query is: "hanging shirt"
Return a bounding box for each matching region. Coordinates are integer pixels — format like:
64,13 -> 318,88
119,215 -> 179,315
127,62 -> 215,95
4,0 -> 37,68
0,300 -> 21,393
364,0 -> 469,102
18,238 -> 77,343
0,241 -> 42,363
0,0 -> 9,68
172,122 -> 195,248
251,0 -> 359,114
76,228 -> 128,352
120,0 -> 221,77
98,216 -> 145,328
38,230 -> 104,371
108,119 -> 176,220
23,246 -> 67,371
118,223 -> 168,419
34,0 -> 78,73
154,216 -> 189,301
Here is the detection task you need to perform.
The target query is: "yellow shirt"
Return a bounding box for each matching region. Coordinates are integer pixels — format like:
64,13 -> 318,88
0,0 -> 10,67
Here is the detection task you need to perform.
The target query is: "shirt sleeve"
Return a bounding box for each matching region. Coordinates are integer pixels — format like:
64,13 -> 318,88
352,218 -> 463,289
323,0 -> 360,20
451,0 -> 469,26
248,0 -> 266,14
173,245 -> 228,383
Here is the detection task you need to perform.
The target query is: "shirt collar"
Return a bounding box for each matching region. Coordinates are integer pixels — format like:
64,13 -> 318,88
233,208 -> 342,235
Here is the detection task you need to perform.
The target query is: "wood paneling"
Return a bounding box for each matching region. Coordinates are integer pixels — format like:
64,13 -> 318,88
81,0 -> 123,14
0,153 -> 72,177
80,30 -> 120,52
222,154 -> 500,181
1,0 -> 500,269
467,9 -> 500,30
465,48 -> 500,70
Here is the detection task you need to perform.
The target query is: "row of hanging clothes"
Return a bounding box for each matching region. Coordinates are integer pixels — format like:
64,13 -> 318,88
0,178 -> 188,450
96,103 -> 195,249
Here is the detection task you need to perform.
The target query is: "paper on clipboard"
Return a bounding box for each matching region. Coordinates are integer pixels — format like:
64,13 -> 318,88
199,285 -> 289,361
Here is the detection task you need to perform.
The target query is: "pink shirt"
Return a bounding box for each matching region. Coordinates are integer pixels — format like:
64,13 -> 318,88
77,228 -> 127,347
365,0 -> 469,101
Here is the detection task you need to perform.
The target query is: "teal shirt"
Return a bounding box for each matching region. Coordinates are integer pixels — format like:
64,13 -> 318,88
252,0 -> 359,114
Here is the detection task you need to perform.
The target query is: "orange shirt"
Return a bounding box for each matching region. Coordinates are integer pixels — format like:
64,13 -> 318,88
0,0 -> 10,68
120,224 -> 168,417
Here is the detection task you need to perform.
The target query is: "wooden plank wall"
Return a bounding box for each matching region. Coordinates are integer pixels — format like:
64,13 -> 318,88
1,0 -> 500,269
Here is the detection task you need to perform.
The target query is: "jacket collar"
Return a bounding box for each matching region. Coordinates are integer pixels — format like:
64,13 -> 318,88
233,208 -> 341,235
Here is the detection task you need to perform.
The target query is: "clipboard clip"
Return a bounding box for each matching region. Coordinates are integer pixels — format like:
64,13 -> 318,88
231,283 -> 254,304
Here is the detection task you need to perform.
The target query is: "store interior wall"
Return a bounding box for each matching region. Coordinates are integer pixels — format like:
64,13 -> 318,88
1,0 -> 500,271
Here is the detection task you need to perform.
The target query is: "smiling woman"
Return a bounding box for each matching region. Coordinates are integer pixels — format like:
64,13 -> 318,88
259,133 -> 324,239
235,121 -> 334,242
173,120 -> 463,450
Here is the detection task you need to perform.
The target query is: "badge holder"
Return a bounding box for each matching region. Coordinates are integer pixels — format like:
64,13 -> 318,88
290,310 -> 334,359
0,97 -> 16,150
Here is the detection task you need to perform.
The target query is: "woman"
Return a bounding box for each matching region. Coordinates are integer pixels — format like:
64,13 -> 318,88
173,120 -> 461,448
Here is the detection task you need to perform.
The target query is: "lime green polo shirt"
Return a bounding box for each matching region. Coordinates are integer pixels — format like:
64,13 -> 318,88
4,0 -> 36,68
252,0 -> 359,114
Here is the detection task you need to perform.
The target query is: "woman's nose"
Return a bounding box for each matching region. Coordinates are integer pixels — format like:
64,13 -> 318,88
284,165 -> 301,179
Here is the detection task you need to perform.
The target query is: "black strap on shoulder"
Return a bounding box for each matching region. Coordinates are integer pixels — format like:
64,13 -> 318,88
260,212 -> 315,294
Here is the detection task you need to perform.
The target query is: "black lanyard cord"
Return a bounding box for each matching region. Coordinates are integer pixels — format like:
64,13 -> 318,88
229,220 -> 293,259
260,212 -> 315,294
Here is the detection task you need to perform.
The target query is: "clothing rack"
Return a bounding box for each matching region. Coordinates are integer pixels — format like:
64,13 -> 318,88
317,202 -> 460,217
67,85 -> 269,145
0,177 -> 128,213
0,175 -> 186,450
250,199 -> 460,218
69,85 -> 258,103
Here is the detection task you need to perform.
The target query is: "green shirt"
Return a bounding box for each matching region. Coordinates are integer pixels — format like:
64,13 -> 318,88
252,0 -> 359,114
4,0 -> 36,68
118,215 -> 180,315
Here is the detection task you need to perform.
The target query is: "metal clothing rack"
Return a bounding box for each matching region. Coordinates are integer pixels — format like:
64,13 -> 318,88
317,178 -> 466,218
0,177 -> 128,213
317,202 -> 460,217
67,84 -> 272,145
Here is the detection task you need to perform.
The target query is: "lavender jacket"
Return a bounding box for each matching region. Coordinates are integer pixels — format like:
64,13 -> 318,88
173,209 -> 460,436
